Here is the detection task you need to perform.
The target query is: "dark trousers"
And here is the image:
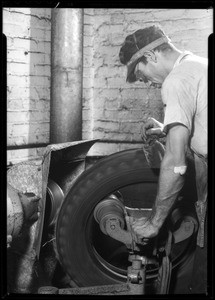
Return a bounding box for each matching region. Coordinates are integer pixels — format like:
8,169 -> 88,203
189,215 -> 207,294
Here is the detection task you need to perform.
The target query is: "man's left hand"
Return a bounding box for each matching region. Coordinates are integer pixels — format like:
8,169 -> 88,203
131,217 -> 159,240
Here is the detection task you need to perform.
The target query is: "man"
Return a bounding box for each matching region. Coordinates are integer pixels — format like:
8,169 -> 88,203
119,25 -> 207,293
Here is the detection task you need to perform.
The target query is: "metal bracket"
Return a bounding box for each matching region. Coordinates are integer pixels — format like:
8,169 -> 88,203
105,217 -> 139,250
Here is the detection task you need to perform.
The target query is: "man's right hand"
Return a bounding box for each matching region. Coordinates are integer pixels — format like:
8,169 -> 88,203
141,117 -> 166,142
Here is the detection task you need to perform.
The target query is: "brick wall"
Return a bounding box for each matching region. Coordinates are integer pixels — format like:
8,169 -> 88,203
5,8 -> 213,164
4,8 -> 51,164
83,8 -> 213,156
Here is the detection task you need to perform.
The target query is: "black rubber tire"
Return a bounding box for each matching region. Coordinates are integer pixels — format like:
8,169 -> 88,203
55,148 -> 196,288
55,148 -> 159,287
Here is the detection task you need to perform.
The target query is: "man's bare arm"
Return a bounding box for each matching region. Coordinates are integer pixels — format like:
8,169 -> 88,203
150,124 -> 190,228
132,124 -> 190,238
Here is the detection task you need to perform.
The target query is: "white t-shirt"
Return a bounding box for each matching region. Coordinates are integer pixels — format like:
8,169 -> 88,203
161,51 -> 208,158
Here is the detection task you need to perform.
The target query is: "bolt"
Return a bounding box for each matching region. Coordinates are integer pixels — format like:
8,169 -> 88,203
110,224 -> 115,230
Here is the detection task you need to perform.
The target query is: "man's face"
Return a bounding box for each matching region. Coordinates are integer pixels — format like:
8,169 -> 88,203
134,56 -> 164,87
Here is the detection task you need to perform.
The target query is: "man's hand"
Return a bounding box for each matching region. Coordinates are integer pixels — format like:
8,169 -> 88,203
141,117 -> 166,142
131,217 -> 160,241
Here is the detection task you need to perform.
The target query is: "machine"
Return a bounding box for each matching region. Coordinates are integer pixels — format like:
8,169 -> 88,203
7,140 -> 199,295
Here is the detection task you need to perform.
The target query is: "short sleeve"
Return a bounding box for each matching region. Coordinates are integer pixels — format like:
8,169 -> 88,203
161,77 -> 196,134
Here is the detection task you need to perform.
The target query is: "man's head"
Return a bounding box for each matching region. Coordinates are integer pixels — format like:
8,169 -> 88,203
119,25 -> 176,85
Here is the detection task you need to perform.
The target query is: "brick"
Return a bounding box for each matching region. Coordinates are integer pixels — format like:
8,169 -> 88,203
5,7 -> 51,19
109,33 -> 126,46
93,130 -> 134,142
7,136 -> 27,146
83,35 -> 94,47
8,129 -> 49,145
7,74 -> 50,87
8,86 -> 50,101
82,131 -> 93,140
120,109 -> 144,121
7,123 -> 14,137
7,49 -> 29,63
83,52 -> 94,68
82,99 -> 91,110
107,77 -> 126,88
7,75 -> 28,87
9,38 -> 35,51
30,8 -> 51,18
34,87 -> 50,100
103,109 -> 120,120
93,57 -> 105,70
84,14 -> 94,25
31,41 -> 51,54
94,77 -> 108,89
83,77 -> 94,89
105,98 -> 119,110
93,96 -> 106,109
6,8 -> 31,14
96,66 -> 122,79
31,52 -> 50,65
84,9 -> 95,16
103,52 -> 121,66
9,122 -> 49,138
29,132 -> 49,144
94,120 -> 119,132
7,62 -> 30,75
93,14 -> 111,28
110,12 -> 125,24
83,67 -> 94,78
7,99 -> 24,110
82,109 -> 92,121
124,10 -> 154,23
30,16 -> 51,29
7,38 -> 51,54
7,110 -> 49,123
84,24 -> 94,36
184,8 -> 212,19
83,88 -> 94,101
3,23 -> 30,38
95,88 -> 121,100
119,120 -> 141,133
8,124 -> 28,136
30,28 -> 51,41
82,120 -> 93,130
3,9 -> 31,26
92,108 -> 104,119
31,65 -> 51,76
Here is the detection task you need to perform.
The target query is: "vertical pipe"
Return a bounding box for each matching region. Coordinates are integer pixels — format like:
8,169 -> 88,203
50,9 -> 83,143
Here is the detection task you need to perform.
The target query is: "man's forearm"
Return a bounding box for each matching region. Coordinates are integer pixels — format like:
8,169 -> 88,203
150,166 -> 185,229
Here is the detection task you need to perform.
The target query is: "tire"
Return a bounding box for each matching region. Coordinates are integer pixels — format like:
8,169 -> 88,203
55,148 -> 196,288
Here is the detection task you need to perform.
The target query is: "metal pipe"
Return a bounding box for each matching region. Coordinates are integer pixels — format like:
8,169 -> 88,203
7,143 -> 48,150
50,8 -> 83,143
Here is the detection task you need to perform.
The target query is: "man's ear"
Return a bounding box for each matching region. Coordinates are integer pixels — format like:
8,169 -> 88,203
144,50 -> 157,63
